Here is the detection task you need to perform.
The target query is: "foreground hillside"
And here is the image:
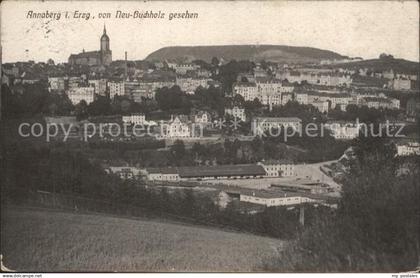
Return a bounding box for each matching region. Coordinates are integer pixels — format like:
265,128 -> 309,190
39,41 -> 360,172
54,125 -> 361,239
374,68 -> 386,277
1,207 -> 283,272
146,45 -> 346,63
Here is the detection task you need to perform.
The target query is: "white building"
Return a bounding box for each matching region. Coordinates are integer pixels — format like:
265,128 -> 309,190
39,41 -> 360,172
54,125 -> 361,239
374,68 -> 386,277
312,100 -> 329,113
308,92 -> 353,110
160,115 -> 193,138
239,191 -> 319,207
48,77 -> 66,92
390,98 -> 401,109
361,97 -> 400,110
325,121 -> 360,140
146,168 -> 180,181
197,69 -> 211,78
225,106 -> 246,122
171,63 -> 199,75
396,142 -> 420,156
132,79 -> 175,102
67,87 -> 95,105
253,67 -> 269,78
259,93 -> 282,107
255,77 -> 294,94
233,79 -> 294,107
295,93 -> 309,105
122,114 -> 146,125
108,81 -> 125,99
233,82 -> 259,101
276,70 -> 352,87
281,93 -> 294,105
389,78 -> 412,90
88,79 -> 107,96
193,111 -> 211,124
382,69 -> 395,80
176,76 -> 210,93
68,76 -> 84,89
258,160 -> 295,177
252,117 -> 302,134
107,166 -> 141,179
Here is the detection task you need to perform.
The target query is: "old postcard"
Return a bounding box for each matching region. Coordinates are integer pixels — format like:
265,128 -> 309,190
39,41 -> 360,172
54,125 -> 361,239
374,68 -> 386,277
0,0 -> 419,275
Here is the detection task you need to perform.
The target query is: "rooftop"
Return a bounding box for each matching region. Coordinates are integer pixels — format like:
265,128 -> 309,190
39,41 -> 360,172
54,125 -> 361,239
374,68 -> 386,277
178,164 -> 267,178
259,159 -> 294,165
307,91 -> 352,98
225,188 -> 333,201
146,168 -> 179,174
233,82 -> 257,87
69,50 -> 100,59
364,97 -> 392,103
253,117 -> 302,123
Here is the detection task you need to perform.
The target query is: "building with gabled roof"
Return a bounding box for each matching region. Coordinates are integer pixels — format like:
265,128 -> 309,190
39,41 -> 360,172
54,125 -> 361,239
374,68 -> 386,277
144,164 -> 268,181
252,117 -> 302,135
258,160 -> 295,177
68,25 -> 112,66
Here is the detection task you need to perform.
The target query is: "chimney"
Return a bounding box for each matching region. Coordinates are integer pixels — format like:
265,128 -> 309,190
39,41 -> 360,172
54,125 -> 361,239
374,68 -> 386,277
124,51 -> 128,80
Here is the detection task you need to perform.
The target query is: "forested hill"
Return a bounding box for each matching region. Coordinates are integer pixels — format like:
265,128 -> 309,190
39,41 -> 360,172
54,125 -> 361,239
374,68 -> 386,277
329,58 -> 419,74
145,45 -> 347,63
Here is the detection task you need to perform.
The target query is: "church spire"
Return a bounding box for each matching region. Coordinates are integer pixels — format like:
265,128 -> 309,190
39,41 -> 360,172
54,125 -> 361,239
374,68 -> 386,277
103,24 -> 106,35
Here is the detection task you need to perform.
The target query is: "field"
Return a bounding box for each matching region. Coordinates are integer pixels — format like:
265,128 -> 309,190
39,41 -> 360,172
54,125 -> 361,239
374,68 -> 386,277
1,206 -> 284,272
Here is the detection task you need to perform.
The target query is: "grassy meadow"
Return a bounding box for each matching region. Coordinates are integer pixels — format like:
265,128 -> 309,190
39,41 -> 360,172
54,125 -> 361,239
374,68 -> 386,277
1,206 -> 284,272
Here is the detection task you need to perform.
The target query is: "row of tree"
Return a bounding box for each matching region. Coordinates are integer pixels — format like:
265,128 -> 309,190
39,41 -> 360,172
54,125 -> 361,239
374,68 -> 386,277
264,136 -> 420,272
1,141 -> 325,239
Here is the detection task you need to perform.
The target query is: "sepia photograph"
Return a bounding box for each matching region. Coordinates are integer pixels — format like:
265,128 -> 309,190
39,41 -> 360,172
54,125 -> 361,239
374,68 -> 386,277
0,0 -> 419,275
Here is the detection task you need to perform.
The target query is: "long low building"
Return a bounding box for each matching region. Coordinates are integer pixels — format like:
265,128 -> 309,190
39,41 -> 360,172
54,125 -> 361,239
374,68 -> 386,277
251,117 -> 302,135
258,160 -> 295,177
224,188 -> 335,208
145,164 -> 268,181
147,168 -> 180,181
179,164 -> 267,180
106,166 -> 143,179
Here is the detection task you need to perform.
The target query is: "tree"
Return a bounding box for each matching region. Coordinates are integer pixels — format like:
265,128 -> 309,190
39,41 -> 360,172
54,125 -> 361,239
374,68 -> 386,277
244,98 -> 262,118
251,136 -> 265,161
193,59 -> 212,70
193,85 -> 225,116
155,86 -> 191,114
1,83 -> 75,118
265,136 -> 420,272
191,142 -> 205,165
74,100 -> 88,120
216,60 -> 255,93
211,57 -> 220,67
170,140 -> 186,164
260,60 -> 268,70
232,94 -> 245,107
88,95 -> 111,116
379,53 -> 394,60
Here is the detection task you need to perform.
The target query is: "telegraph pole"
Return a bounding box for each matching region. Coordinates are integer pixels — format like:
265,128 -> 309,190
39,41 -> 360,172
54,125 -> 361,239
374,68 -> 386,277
299,205 -> 305,226
124,51 -> 128,80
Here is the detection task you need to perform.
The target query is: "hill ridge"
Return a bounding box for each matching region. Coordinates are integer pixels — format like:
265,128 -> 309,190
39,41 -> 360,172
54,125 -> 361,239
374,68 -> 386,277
146,44 -> 348,63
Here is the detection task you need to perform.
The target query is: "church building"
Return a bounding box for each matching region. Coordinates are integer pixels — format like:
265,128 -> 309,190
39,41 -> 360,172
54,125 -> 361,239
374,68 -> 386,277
68,25 -> 112,66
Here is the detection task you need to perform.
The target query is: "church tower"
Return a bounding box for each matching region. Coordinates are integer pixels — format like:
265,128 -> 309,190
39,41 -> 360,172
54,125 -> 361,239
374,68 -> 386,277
100,24 -> 112,66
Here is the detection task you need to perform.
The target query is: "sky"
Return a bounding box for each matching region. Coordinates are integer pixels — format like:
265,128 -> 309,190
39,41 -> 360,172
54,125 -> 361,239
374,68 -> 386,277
1,0 -> 419,63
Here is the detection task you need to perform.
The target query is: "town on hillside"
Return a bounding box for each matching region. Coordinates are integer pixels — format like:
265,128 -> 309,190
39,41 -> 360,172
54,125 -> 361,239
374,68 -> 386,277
1,5 -> 419,273
2,25 -> 419,211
